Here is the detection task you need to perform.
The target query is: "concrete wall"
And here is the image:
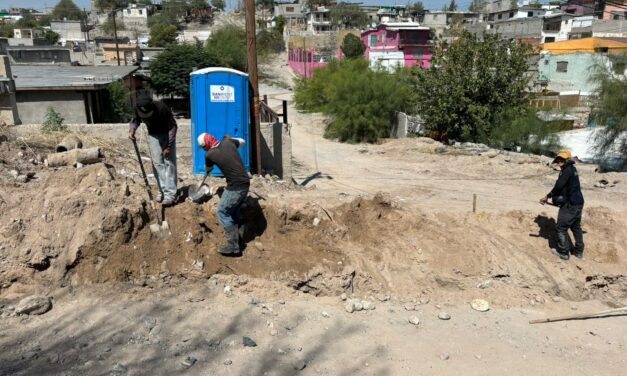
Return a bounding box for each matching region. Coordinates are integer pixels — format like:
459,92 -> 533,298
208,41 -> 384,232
16,91 -> 87,124
488,17 -> 543,38
593,19 -> 627,37
0,55 -> 19,125
260,122 -> 292,180
538,53 -> 608,95
50,20 -> 85,42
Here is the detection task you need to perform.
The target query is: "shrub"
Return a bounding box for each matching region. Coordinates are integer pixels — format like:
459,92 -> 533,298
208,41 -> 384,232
295,59 -> 414,143
103,81 -> 132,123
257,29 -> 285,58
205,24 -> 247,72
150,44 -> 220,98
488,108 -> 562,156
41,107 -> 67,133
341,33 -> 365,59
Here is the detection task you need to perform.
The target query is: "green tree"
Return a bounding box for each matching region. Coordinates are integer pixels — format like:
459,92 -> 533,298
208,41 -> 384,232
150,44 -> 220,98
148,24 -> 178,47
295,59 -> 414,143
330,2 -> 369,29
211,0 -> 226,11
94,0 -> 130,11
256,0 -> 274,10
16,12 -> 38,28
42,107 -> 67,133
103,81 -> 132,122
257,29 -> 285,58
101,18 -> 126,35
489,108 -> 562,155
190,0 -> 209,9
52,0 -> 85,20
148,0 -> 187,30
44,30 -> 61,45
205,24 -> 247,71
468,0 -> 485,13
410,32 -> 532,142
408,1 -> 425,15
274,15 -> 286,33
341,33 -> 365,59
591,55 -> 627,168
448,0 -> 458,11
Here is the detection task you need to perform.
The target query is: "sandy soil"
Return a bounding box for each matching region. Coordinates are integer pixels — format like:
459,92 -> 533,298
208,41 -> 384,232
1,56 -> 626,375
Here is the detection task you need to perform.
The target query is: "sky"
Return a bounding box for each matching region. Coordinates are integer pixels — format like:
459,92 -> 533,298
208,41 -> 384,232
0,0 -> 472,13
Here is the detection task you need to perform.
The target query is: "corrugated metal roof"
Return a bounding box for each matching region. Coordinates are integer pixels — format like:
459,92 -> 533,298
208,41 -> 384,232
12,65 -> 139,91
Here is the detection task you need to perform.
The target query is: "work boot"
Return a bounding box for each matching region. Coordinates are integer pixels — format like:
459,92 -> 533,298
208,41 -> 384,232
162,197 -> 175,207
155,192 -> 164,203
218,226 -> 240,256
571,250 -> 584,259
552,249 -> 570,261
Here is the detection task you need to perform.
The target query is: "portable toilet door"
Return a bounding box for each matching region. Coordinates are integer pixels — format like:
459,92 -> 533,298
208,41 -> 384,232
190,67 -> 250,176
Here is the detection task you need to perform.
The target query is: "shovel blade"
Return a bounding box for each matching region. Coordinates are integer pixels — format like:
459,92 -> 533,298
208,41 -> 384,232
150,220 -> 171,240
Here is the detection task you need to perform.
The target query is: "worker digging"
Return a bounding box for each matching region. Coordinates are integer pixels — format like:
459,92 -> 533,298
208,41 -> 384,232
540,149 -> 585,261
198,132 -> 249,256
128,96 -> 179,206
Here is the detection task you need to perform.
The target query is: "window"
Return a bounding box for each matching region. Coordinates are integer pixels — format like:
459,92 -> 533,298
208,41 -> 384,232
126,9 -> 131,14
556,61 -> 568,72
545,36 -> 555,43
614,14 -> 620,20
509,12 -> 514,18
498,14 -> 502,20
286,6 -> 294,12
528,11 -> 533,17
369,35 -> 377,46
412,48 -> 423,58
139,9 -> 143,15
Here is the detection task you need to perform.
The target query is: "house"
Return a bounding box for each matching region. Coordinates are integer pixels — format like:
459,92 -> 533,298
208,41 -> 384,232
422,11 -> 481,39
361,23 -> 432,73
7,46 -> 73,65
0,55 -> 19,125
287,30 -> 358,77
273,1 -> 306,31
50,20 -> 86,43
603,1 -> 627,20
116,4 -> 149,32
539,37 -> 627,95
486,17 -> 544,44
102,43 -> 141,65
542,13 -> 575,43
13,29 -> 43,39
304,5 -> 332,33
11,65 -> 139,124
560,0 -> 599,16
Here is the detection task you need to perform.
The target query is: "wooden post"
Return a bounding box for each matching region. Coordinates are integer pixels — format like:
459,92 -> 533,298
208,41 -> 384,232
245,0 -> 261,174
473,194 -> 477,213
111,10 -> 121,66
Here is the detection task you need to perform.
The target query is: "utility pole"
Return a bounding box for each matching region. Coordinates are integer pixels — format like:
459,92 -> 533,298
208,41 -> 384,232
111,10 -> 121,66
245,0 -> 261,174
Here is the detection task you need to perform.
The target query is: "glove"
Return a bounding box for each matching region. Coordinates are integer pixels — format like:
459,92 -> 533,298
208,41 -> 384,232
128,131 -> 136,141
539,196 -> 548,205
163,147 -> 171,158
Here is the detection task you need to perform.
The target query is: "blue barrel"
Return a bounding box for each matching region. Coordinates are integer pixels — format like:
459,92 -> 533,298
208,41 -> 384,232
190,67 -> 250,176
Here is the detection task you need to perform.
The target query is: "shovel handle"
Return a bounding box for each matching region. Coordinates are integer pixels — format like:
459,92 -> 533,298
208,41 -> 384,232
132,139 -> 162,226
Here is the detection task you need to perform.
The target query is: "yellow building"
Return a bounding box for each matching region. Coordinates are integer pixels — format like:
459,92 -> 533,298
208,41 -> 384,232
542,37 -> 627,55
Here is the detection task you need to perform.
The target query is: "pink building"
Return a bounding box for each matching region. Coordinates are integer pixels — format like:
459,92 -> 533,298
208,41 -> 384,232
603,2 -> 627,20
287,47 -> 340,78
361,23 -> 432,72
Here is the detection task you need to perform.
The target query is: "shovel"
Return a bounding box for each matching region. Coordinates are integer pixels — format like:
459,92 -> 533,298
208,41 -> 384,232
189,173 -> 213,203
132,139 -> 171,239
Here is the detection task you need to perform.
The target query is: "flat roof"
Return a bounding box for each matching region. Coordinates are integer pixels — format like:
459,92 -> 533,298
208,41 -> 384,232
7,46 -> 70,51
191,67 -> 248,77
12,65 -> 139,91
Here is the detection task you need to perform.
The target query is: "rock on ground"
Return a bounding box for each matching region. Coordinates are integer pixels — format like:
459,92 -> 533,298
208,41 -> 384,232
15,295 -> 52,315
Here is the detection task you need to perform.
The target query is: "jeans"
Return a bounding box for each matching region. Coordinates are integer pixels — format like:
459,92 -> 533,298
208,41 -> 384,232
556,203 -> 584,255
216,188 -> 248,228
147,132 -> 177,201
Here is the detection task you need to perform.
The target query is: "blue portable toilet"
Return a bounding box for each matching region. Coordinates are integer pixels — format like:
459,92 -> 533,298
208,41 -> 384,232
190,67 -> 250,176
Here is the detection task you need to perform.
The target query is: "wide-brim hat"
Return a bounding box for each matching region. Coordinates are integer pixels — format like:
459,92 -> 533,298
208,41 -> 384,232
552,149 -> 572,163
136,96 -> 154,119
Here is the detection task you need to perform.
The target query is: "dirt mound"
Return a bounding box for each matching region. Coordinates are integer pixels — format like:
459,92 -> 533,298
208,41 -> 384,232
1,143 -> 626,306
